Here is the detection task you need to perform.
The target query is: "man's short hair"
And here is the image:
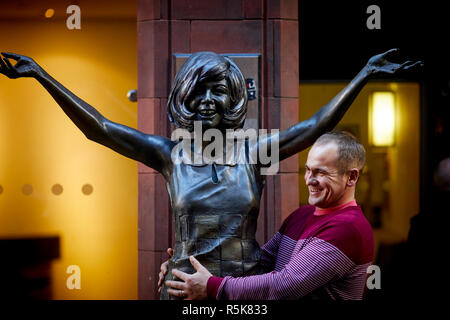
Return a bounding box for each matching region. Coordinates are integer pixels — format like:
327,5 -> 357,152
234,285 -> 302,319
314,131 -> 366,174
167,52 -> 248,132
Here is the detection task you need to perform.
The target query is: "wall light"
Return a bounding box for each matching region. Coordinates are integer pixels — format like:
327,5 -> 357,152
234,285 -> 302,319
369,91 -> 396,147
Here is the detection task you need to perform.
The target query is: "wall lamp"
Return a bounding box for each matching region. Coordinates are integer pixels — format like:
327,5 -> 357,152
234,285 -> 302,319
369,91 -> 396,147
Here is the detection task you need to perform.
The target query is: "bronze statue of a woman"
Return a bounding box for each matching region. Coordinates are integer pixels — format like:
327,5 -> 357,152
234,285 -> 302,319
0,49 -> 421,299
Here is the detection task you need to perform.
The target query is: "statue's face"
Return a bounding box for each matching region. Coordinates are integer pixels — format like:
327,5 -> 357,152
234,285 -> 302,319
188,78 -> 231,130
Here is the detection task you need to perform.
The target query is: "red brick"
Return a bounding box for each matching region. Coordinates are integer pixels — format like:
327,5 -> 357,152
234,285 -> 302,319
137,97 -> 171,174
260,97 -> 267,132
139,173 -> 155,250
265,97 -> 281,130
263,20 -> 274,98
278,173 -> 299,223
267,0 -> 298,20
137,98 -> 160,134
170,20 -> 190,82
279,97 -> 299,173
138,0 -> 160,21
262,97 -> 299,173
138,250 -> 164,299
244,0 -> 263,19
280,97 -> 299,131
171,0 -> 243,20
273,20 -> 299,98
160,98 -> 169,127
270,175 -> 281,235
138,161 -> 155,174
161,0 -> 170,19
138,20 -> 170,99
161,98 -> 169,132
260,174 -> 298,244
171,20 -> 190,54
280,20 -> 299,97
138,97 -> 169,134
191,20 -> 262,53
264,98 -> 282,174
280,152 -> 298,174
138,173 -> 170,251
137,98 -> 160,174
257,176 -> 270,243
256,186 -> 267,245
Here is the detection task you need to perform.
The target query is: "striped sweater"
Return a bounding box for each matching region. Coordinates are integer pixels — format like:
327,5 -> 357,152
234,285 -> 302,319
207,201 -> 374,300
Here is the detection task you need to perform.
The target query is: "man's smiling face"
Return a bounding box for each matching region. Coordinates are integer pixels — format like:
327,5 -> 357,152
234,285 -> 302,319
304,142 -> 349,209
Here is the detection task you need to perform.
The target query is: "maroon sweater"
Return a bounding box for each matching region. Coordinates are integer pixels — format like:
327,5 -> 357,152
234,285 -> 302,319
207,203 -> 374,300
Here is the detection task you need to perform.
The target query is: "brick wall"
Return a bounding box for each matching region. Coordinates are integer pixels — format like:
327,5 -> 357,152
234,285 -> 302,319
137,0 -> 299,299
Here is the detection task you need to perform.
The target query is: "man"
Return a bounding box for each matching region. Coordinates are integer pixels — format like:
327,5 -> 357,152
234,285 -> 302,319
159,131 -> 374,300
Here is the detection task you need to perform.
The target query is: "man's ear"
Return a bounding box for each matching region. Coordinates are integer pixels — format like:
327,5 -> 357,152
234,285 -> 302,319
346,168 -> 359,187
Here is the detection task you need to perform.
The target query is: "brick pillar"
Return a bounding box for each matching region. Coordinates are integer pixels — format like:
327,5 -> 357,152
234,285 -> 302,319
137,0 -> 298,299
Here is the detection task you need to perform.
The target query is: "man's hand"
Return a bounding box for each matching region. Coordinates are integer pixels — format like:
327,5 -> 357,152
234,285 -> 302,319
165,255 -> 212,300
157,248 -> 174,294
365,48 -> 423,77
0,52 -> 42,79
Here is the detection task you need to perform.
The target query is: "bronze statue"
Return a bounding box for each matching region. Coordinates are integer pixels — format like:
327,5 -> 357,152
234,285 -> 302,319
0,49 -> 422,299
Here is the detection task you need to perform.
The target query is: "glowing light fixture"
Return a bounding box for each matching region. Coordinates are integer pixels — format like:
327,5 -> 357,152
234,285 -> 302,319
369,91 -> 396,147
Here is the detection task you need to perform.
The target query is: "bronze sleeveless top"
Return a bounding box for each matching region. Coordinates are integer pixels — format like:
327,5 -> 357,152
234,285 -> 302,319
160,142 -> 265,299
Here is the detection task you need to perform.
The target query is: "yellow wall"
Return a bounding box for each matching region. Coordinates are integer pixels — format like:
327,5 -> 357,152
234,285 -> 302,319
299,82 -> 420,253
0,10 -> 137,298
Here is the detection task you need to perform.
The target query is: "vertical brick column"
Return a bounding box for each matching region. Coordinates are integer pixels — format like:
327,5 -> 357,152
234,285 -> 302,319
137,0 -> 298,299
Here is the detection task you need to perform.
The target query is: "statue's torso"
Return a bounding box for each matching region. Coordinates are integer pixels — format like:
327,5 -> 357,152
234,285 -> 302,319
159,141 -> 266,299
169,161 -> 264,268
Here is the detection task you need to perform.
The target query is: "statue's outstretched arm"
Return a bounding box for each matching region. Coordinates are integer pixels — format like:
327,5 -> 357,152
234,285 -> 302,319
0,52 -> 173,176
266,49 -> 422,162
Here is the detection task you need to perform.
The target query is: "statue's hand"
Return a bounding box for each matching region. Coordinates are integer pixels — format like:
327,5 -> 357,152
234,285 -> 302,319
0,52 -> 41,79
366,48 -> 423,77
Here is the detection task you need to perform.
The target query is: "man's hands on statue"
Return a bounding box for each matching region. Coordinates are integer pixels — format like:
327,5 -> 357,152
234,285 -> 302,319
365,48 -> 423,77
157,248 -> 173,294
0,52 -> 41,79
165,255 -> 212,300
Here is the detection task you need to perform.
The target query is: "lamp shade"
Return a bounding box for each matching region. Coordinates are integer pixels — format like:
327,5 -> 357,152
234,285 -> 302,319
370,91 -> 396,147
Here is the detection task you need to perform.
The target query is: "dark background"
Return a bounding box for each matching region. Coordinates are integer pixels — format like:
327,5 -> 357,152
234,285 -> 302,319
299,1 -> 449,300
299,1 -> 445,80
299,0 -> 450,210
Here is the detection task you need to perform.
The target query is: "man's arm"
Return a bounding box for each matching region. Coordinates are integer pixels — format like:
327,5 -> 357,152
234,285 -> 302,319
166,235 -> 356,300
212,237 -> 355,300
256,208 -> 301,274
257,232 -> 282,273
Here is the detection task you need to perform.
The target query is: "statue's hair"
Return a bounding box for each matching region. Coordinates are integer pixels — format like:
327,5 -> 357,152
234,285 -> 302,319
167,52 -> 248,131
314,131 -> 366,174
